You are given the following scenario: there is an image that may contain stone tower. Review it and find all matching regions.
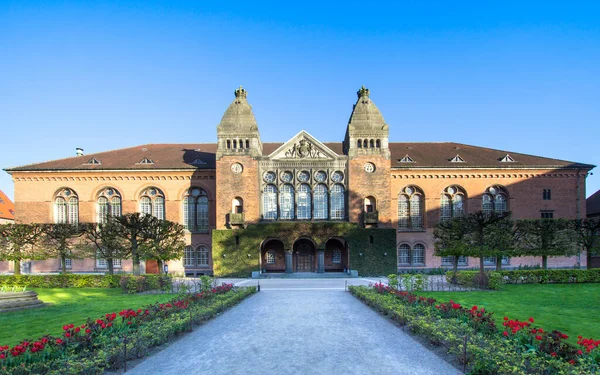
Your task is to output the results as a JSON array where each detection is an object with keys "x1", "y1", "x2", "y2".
[
  {"x1": 215, "y1": 86, "x2": 262, "y2": 229},
  {"x1": 344, "y1": 86, "x2": 392, "y2": 227}
]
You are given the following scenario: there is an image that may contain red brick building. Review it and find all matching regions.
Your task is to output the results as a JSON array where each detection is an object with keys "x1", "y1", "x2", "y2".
[{"x1": 1, "y1": 86, "x2": 595, "y2": 275}]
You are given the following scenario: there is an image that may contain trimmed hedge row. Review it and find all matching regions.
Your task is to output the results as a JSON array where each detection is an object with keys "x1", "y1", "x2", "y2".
[
  {"x1": 446, "y1": 268, "x2": 600, "y2": 290},
  {"x1": 0, "y1": 274, "x2": 174, "y2": 293}
]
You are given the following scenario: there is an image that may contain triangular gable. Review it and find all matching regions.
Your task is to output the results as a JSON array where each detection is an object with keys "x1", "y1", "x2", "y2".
[
  {"x1": 399, "y1": 155, "x2": 414, "y2": 163},
  {"x1": 499, "y1": 153, "x2": 516, "y2": 163},
  {"x1": 450, "y1": 154, "x2": 465, "y2": 163},
  {"x1": 268, "y1": 130, "x2": 339, "y2": 160}
]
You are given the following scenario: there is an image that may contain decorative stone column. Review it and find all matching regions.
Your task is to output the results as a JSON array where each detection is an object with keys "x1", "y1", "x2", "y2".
[
  {"x1": 285, "y1": 251, "x2": 293, "y2": 273},
  {"x1": 317, "y1": 250, "x2": 325, "y2": 273}
]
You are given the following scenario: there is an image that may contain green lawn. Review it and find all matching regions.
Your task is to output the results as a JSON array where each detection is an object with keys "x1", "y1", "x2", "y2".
[
  {"x1": 421, "y1": 284, "x2": 600, "y2": 343},
  {"x1": 0, "y1": 288, "x2": 176, "y2": 346}
]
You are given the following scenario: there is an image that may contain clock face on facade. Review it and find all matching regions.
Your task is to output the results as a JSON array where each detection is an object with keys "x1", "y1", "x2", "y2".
[
  {"x1": 314, "y1": 171, "x2": 327, "y2": 182},
  {"x1": 298, "y1": 171, "x2": 310, "y2": 182},
  {"x1": 332, "y1": 171, "x2": 344, "y2": 183},
  {"x1": 264, "y1": 171, "x2": 276, "y2": 183},
  {"x1": 363, "y1": 163, "x2": 375, "y2": 173},
  {"x1": 281, "y1": 171, "x2": 293, "y2": 183},
  {"x1": 230, "y1": 163, "x2": 243, "y2": 174}
]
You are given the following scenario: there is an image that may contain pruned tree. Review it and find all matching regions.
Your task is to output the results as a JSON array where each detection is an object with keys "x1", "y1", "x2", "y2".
[
  {"x1": 78, "y1": 218, "x2": 128, "y2": 275},
  {"x1": 571, "y1": 218, "x2": 600, "y2": 269},
  {"x1": 483, "y1": 213, "x2": 520, "y2": 271},
  {"x1": 113, "y1": 213, "x2": 156, "y2": 275},
  {"x1": 433, "y1": 216, "x2": 471, "y2": 277},
  {"x1": 140, "y1": 219, "x2": 185, "y2": 274},
  {"x1": 516, "y1": 219, "x2": 577, "y2": 269},
  {"x1": 463, "y1": 211, "x2": 511, "y2": 274},
  {"x1": 0, "y1": 223, "x2": 45, "y2": 275},
  {"x1": 41, "y1": 223, "x2": 89, "y2": 274}
]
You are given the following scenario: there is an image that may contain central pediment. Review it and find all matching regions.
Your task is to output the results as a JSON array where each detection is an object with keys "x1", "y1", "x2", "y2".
[{"x1": 268, "y1": 131, "x2": 340, "y2": 160}]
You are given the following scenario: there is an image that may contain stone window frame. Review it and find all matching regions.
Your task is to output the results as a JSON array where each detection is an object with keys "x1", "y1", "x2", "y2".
[
  {"x1": 398, "y1": 243, "x2": 427, "y2": 267},
  {"x1": 183, "y1": 187, "x2": 209, "y2": 233},
  {"x1": 482, "y1": 185, "x2": 508, "y2": 214},
  {"x1": 398, "y1": 185, "x2": 425, "y2": 231},
  {"x1": 96, "y1": 188, "x2": 122, "y2": 224},
  {"x1": 54, "y1": 188, "x2": 79, "y2": 224},
  {"x1": 266, "y1": 250, "x2": 276, "y2": 264},
  {"x1": 440, "y1": 185, "x2": 467, "y2": 222},
  {"x1": 139, "y1": 187, "x2": 165, "y2": 220}
]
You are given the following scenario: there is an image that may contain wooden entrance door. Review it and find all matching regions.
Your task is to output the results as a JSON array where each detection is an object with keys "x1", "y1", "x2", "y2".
[
  {"x1": 295, "y1": 240, "x2": 314, "y2": 272},
  {"x1": 297, "y1": 254, "x2": 312, "y2": 272}
]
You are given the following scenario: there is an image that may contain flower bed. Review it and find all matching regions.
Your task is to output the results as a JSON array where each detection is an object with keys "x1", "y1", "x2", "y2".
[
  {"x1": 350, "y1": 283, "x2": 600, "y2": 374},
  {"x1": 0, "y1": 283, "x2": 256, "y2": 375}
]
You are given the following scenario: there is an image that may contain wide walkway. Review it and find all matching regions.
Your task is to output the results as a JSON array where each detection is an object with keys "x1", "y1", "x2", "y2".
[{"x1": 126, "y1": 281, "x2": 461, "y2": 375}]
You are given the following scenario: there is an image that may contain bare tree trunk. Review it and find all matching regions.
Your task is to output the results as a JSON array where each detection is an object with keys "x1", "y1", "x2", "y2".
[
  {"x1": 61, "y1": 256, "x2": 67, "y2": 274},
  {"x1": 542, "y1": 255, "x2": 548, "y2": 269},
  {"x1": 107, "y1": 259, "x2": 114, "y2": 275},
  {"x1": 13, "y1": 260, "x2": 21, "y2": 275},
  {"x1": 452, "y1": 257, "x2": 459, "y2": 283},
  {"x1": 496, "y1": 256, "x2": 502, "y2": 271},
  {"x1": 479, "y1": 255, "x2": 485, "y2": 274},
  {"x1": 132, "y1": 253, "x2": 141, "y2": 276},
  {"x1": 587, "y1": 251, "x2": 593, "y2": 270}
]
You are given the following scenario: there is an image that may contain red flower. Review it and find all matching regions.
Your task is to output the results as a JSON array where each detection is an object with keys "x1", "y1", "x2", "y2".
[
  {"x1": 75, "y1": 327, "x2": 80, "y2": 333},
  {"x1": 551, "y1": 352, "x2": 557, "y2": 357},
  {"x1": 535, "y1": 335, "x2": 542, "y2": 341},
  {"x1": 503, "y1": 331, "x2": 508, "y2": 336},
  {"x1": 569, "y1": 360, "x2": 575, "y2": 365},
  {"x1": 503, "y1": 316, "x2": 508, "y2": 320},
  {"x1": 55, "y1": 339, "x2": 63, "y2": 345},
  {"x1": 577, "y1": 350, "x2": 583, "y2": 355},
  {"x1": 62, "y1": 325, "x2": 69, "y2": 331},
  {"x1": 127, "y1": 321, "x2": 132, "y2": 325},
  {"x1": 69, "y1": 324, "x2": 74, "y2": 329},
  {"x1": 528, "y1": 317, "x2": 534, "y2": 323},
  {"x1": 0, "y1": 353, "x2": 4, "y2": 359},
  {"x1": 85, "y1": 329, "x2": 91, "y2": 334},
  {"x1": 65, "y1": 333, "x2": 71, "y2": 338},
  {"x1": 532, "y1": 329, "x2": 537, "y2": 334}
]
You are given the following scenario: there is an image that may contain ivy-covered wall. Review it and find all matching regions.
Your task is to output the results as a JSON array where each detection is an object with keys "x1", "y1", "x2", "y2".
[{"x1": 212, "y1": 222, "x2": 396, "y2": 277}]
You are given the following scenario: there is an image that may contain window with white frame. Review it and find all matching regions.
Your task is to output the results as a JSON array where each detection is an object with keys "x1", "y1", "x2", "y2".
[
  {"x1": 330, "y1": 184, "x2": 345, "y2": 220},
  {"x1": 196, "y1": 245, "x2": 209, "y2": 267},
  {"x1": 398, "y1": 244, "x2": 410, "y2": 265},
  {"x1": 139, "y1": 187, "x2": 165, "y2": 220},
  {"x1": 441, "y1": 256, "x2": 468, "y2": 266},
  {"x1": 64, "y1": 258, "x2": 72, "y2": 268},
  {"x1": 398, "y1": 186, "x2": 424, "y2": 230},
  {"x1": 398, "y1": 244, "x2": 426, "y2": 266},
  {"x1": 184, "y1": 246, "x2": 195, "y2": 266},
  {"x1": 332, "y1": 249, "x2": 342, "y2": 263},
  {"x1": 279, "y1": 184, "x2": 295, "y2": 220},
  {"x1": 96, "y1": 249, "x2": 122, "y2": 268},
  {"x1": 483, "y1": 256, "x2": 496, "y2": 266},
  {"x1": 183, "y1": 188, "x2": 209, "y2": 232},
  {"x1": 482, "y1": 186, "x2": 508, "y2": 214},
  {"x1": 412, "y1": 244, "x2": 425, "y2": 265},
  {"x1": 232, "y1": 197, "x2": 243, "y2": 213},
  {"x1": 297, "y1": 184, "x2": 311, "y2": 219},
  {"x1": 440, "y1": 186, "x2": 466, "y2": 222},
  {"x1": 263, "y1": 184, "x2": 278, "y2": 220},
  {"x1": 313, "y1": 184, "x2": 328, "y2": 220},
  {"x1": 266, "y1": 250, "x2": 276, "y2": 264},
  {"x1": 54, "y1": 189, "x2": 79, "y2": 224},
  {"x1": 97, "y1": 188, "x2": 122, "y2": 223}
]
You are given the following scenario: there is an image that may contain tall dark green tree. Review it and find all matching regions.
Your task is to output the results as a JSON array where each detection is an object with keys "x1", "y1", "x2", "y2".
[
  {"x1": 433, "y1": 216, "x2": 471, "y2": 277},
  {"x1": 571, "y1": 218, "x2": 600, "y2": 269},
  {"x1": 0, "y1": 223, "x2": 45, "y2": 275},
  {"x1": 516, "y1": 219, "x2": 577, "y2": 269},
  {"x1": 141, "y1": 219, "x2": 185, "y2": 274},
  {"x1": 113, "y1": 213, "x2": 157, "y2": 275},
  {"x1": 78, "y1": 218, "x2": 127, "y2": 275},
  {"x1": 41, "y1": 223, "x2": 89, "y2": 274},
  {"x1": 484, "y1": 213, "x2": 520, "y2": 270}
]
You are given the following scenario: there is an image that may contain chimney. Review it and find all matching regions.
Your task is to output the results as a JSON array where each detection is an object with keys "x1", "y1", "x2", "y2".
[{"x1": 76, "y1": 148, "x2": 84, "y2": 156}]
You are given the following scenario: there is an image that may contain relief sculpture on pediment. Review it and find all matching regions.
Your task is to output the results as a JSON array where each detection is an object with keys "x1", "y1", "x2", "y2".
[{"x1": 285, "y1": 139, "x2": 323, "y2": 159}]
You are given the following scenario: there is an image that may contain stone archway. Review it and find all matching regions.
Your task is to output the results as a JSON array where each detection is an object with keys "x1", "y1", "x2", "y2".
[
  {"x1": 293, "y1": 238, "x2": 316, "y2": 272},
  {"x1": 261, "y1": 238, "x2": 285, "y2": 273},
  {"x1": 325, "y1": 238, "x2": 348, "y2": 272}
]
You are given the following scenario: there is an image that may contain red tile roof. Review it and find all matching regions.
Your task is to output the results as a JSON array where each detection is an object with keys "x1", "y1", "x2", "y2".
[
  {"x1": 0, "y1": 189, "x2": 15, "y2": 221},
  {"x1": 4, "y1": 142, "x2": 594, "y2": 172}
]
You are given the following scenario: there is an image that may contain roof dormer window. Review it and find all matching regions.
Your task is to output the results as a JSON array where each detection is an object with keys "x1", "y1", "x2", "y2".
[{"x1": 450, "y1": 154, "x2": 465, "y2": 163}]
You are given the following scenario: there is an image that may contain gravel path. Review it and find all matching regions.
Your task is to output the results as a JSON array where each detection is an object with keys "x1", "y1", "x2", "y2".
[{"x1": 123, "y1": 288, "x2": 461, "y2": 375}]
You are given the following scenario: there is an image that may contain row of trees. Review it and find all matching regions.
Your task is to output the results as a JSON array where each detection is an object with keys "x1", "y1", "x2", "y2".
[
  {"x1": 433, "y1": 211, "x2": 600, "y2": 274},
  {"x1": 0, "y1": 213, "x2": 186, "y2": 275}
]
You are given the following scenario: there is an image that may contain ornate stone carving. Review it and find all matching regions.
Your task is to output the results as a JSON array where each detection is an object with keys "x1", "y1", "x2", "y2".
[{"x1": 285, "y1": 139, "x2": 324, "y2": 159}]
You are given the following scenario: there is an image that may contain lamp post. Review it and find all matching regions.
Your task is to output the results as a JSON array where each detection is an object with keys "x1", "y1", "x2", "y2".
[{"x1": 163, "y1": 264, "x2": 168, "y2": 274}]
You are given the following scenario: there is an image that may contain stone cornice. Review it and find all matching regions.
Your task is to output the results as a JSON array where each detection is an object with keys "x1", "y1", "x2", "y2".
[
  {"x1": 392, "y1": 172, "x2": 587, "y2": 179},
  {"x1": 12, "y1": 175, "x2": 215, "y2": 182}
]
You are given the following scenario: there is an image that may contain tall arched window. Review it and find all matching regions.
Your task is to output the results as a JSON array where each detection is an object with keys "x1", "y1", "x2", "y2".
[
  {"x1": 297, "y1": 184, "x2": 311, "y2": 220},
  {"x1": 184, "y1": 246, "x2": 194, "y2": 267},
  {"x1": 54, "y1": 189, "x2": 78, "y2": 224},
  {"x1": 183, "y1": 188, "x2": 209, "y2": 232},
  {"x1": 357, "y1": 140, "x2": 362, "y2": 148},
  {"x1": 313, "y1": 184, "x2": 328, "y2": 220},
  {"x1": 232, "y1": 197, "x2": 243, "y2": 213},
  {"x1": 279, "y1": 184, "x2": 295, "y2": 219},
  {"x1": 364, "y1": 196, "x2": 376, "y2": 212},
  {"x1": 139, "y1": 187, "x2": 165, "y2": 220},
  {"x1": 376, "y1": 139, "x2": 381, "y2": 148},
  {"x1": 263, "y1": 184, "x2": 278, "y2": 220},
  {"x1": 196, "y1": 245, "x2": 209, "y2": 266},
  {"x1": 440, "y1": 186, "x2": 466, "y2": 222},
  {"x1": 412, "y1": 244, "x2": 425, "y2": 265},
  {"x1": 330, "y1": 184, "x2": 345, "y2": 220},
  {"x1": 398, "y1": 244, "x2": 410, "y2": 265},
  {"x1": 398, "y1": 243, "x2": 425, "y2": 266},
  {"x1": 398, "y1": 186, "x2": 424, "y2": 230},
  {"x1": 482, "y1": 186, "x2": 508, "y2": 214},
  {"x1": 97, "y1": 188, "x2": 121, "y2": 223}
]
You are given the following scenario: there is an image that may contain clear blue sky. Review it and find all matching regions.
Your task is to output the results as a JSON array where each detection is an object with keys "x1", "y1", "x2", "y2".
[{"x1": 1, "y1": 1, "x2": 599, "y2": 201}]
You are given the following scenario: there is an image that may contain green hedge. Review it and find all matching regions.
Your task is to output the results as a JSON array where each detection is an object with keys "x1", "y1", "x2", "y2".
[
  {"x1": 212, "y1": 222, "x2": 396, "y2": 277},
  {"x1": 446, "y1": 268, "x2": 600, "y2": 290},
  {"x1": 0, "y1": 275, "x2": 122, "y2": 288},
  {"x1": 119, "y1": 275, "x2": 173, "y2": 294}
]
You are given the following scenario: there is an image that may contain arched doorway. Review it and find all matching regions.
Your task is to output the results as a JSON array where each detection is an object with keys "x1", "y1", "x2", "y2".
[
  {"x1": 293, "y1": 238, "x2": 316, "y2": 272},
  {"x1": 324, "y1": 238, "x2": 348, "y2": 272},
  {"x1": 261, "y1": 239, "x2": 285, "y2": 273}
]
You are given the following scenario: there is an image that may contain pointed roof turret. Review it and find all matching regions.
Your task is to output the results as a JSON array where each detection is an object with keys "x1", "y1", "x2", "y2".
[
  {"x1": 218, "y1": 85, "x2": 258, "y2": 132},
  {"x1": 347, "y1": 86, "x2": 388, "y2": 131}
]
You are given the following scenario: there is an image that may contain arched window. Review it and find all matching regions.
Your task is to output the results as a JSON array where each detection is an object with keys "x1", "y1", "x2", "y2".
[
  {"x1": 313, "y1": 184, "x2": 328, "y2": 220},
  {"x1": 96, "y1": 188, "x2": 122, "y2": 223},
  {"x1": 376, "y1": 139, "x2": 381, "y2": 148},
  {"x1": 482, "y1": 186, "x2": 508, "y2": 214},
  {"x1": 245, "y1": 140, "x2": 250, "y2": 149},
  {"x1": 412, "y1": 244, "x2": 425, "y2": 265},
  {"x1": 233, "y1": 140, "x2": 237, "y2": 149},
  {"x1": 398, "y1": 186, "x2": 424, "y2": 230},
  {"x1": 183, "y1": 188, "x2": 209, "y2": 232},
  {"x1": 363, "y1": 139, "x2": 368, "y2": 148},
  {"x1": 54, "y1": 189, "x2": 78, "y2": 224},
  {"x1": 330, "y1": 184, "x2": 345, "y2": 220},
  {"x1": 364, "y1": 196, "x2": 376, "y2": 213},
  {"x1": 370, "y1": 139, "x2": 374, "y2": 148},
  {"x1": 239, "y1": 139, "x2": 243, "y2": 149},
  {"x1": 279, "y1": 184, "x2": 295, "y2": 220},
  {"x1": 263, "y1": 184, "x2": 278, "y2": 220},
  {"x1": 196, "y1": 245, "x2": 209, "y2": 266},
  {"x1": 184, "y1": 246, "x2": 195, "y2": 266},
  {"x1": 226, "y1": 140, "x2": 231, "y2": 149},
  {"x1": 398, "y1": 244, "x2": 410, "y2": 265},
  {"x1": 139, "y1": 187, "x2": 165, "y2": 220},
  {"x1": 232, "y1": 197, "x2": 243, "y2": 213},
  {"x1": 357, "y1": 140, "x2": 362, "y2": 148},
  {"x1": 440, "y1": 186, "x2": 466, "y2": 221},
  {"x1": 297, "y1": 184, "x2": 311, "y2": 220}
]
